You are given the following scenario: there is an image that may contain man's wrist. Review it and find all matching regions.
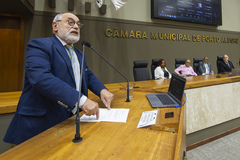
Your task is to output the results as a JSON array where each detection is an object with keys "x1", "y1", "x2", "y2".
[{"x1": 79, "y1": 95, "x2": 87, "y2": 107}]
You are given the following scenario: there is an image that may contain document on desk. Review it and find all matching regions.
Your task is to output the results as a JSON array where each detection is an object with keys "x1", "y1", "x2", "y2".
[
  {"x1": 80, "y1": 108, "x2": 130, "y2": 123},
  {"x1": 137, "y1": 110, "x2": 158, "y2": 128}
]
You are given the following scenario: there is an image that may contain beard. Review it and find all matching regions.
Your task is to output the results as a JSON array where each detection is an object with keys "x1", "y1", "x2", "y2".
[{"x1": 58, "y1": 27, "x2": 80, "y2": 44}]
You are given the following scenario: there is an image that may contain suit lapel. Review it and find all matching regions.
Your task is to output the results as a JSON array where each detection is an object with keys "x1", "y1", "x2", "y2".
[
  {"x1": 202, "y1": 63, "x2": 206, "y2": 70},
  {"x1": 227, "y1": 61, "x2": 232, "y2": 68},
  {"x1": 49, "y1": 36, "x2": 76, "y2": 85},
  {"x1": 224, "y1": 62, "x2": 229, "y2": 68}
]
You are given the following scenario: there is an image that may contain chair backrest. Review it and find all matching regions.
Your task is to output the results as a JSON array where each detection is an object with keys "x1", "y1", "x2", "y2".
[
  {"x1": 133, "y1": 60, "x2": 150, "y2": 81},
  {"x1": 151, "y1": 59, "x2": 160, "y2": 79},
  {"x1": 175, "y1": 59, "x2": 186, "y2": 68},
  {"x1": 216, "y1": 56, "x2": 223, "y2": 73},
  {"x1": 193, "y1": 58, "x2": 203, "y2": 75}
]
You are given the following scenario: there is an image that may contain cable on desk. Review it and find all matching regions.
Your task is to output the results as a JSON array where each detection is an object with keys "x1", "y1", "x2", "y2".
[{"x1": 175, "y1": 93, "x2": 187, "y2": 108}]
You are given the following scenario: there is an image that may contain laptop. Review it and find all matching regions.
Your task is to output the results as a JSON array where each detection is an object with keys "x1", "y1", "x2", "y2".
[
  {"x1": 229, "y1": 68, "x2": 240, "y2": 76},
  {"x1": 146, "y1": 74, "x2": 186, "y2": 108}
]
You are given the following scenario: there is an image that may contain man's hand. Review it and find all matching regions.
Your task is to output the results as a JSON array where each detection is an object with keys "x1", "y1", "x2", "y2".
[
  {"x1": 81, "y1": 99, "x2": 99, "y2": 119},
  {"x1": 100, "y1": 89, "x2": 114, "y2": 110}
]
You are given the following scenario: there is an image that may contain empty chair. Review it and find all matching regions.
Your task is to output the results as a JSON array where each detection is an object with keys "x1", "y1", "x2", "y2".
[
  {"x1": 175, "y1": 58, "x2": 186, "y2": 68},
  {"x1": 133, "y1": 60, "x2": 150, "y2": 81},
  {"x1": 193, "y1": 58, "x2": 203, "y2": 75},
  {"x1": 216, "y1": 56, "x2": 223, "y2": 73},
  {"x1": 151, "y1": 58, "x2": 160, "y2": 79}
]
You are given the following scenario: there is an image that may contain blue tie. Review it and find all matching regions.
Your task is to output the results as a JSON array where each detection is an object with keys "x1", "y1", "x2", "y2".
[{"x1": 65, "y1": 45, "x2": 78, "y2": 114}]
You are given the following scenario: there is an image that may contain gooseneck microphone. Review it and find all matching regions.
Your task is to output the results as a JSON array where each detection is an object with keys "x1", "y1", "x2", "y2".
[
  {"x1": 82, "y1": 40, "x2": 130, "y2": 102},
  {"x1": 72, "y1": 43, "x2": 85, "y2": 143}
]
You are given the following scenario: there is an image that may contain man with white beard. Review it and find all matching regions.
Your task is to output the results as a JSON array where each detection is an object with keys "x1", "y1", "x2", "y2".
[{"x1": 4, "y1": 13, "x2": 114, "y2": 145}]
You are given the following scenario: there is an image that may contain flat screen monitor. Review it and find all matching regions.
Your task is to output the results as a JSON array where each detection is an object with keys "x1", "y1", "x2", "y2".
[{"x1": 151, "y1": 0, "x2": 222, "y2": 26}]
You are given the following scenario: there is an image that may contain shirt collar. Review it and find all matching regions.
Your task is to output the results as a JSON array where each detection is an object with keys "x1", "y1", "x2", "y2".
[{"x1": 55, "y1": 35, "x2": 73, "y2": 47}]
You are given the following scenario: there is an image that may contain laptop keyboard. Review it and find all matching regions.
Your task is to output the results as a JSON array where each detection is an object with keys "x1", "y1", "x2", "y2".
[{"x1": 156, "y1": 94, "x2": 175, "y2": 105}]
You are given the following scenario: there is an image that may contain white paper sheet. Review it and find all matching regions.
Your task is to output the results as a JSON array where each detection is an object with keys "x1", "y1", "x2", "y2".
[
  {"x1": 137, "y1": 110, "x2": 158, "y2": 128},
  {"x1": 80, "y1": 108, "x2": 129, "y2": 123}
]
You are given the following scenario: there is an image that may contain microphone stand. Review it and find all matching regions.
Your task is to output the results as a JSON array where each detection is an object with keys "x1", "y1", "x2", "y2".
[
  {"x1": 72, "y1": 45, "x2": 85, "y2": 143},
  {"x1": 90, "y1": 46, "x2": 130, "y2": 102}
]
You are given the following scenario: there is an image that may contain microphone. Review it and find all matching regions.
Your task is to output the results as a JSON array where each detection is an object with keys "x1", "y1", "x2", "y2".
[
  {"x1": 72, "y1": 43, "x2": 85, "y2": 143},
  {"x1": 82, "y1": 40, "x2": 130, "y2": 102}
]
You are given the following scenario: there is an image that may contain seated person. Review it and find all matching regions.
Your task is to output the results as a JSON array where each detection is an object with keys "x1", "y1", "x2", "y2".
[
  {"x1": 154, "y1": 59, "x2": 172, "y2": 79},
  {"x1": 198, "y1": 57, "x2": 212, "y2": 75},
  {"x1": 218, "y1": 54, "x2": 234, "y2": 73},
  {"x1": 174, "y1": 59, "x2": 197, "y2": 76}
]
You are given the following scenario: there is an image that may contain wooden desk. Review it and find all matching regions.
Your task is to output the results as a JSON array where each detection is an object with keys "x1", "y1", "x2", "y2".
[
  {"x1": 1, "y1": 74, "x2": 239, "y2": 115},
  {"x1": 0, "y1": 91, "x2": 21, "y2": 114},
  {"x1": 1, "y1": 74, "x2": 240, "y2": 159},
  {"x1": 128, "y1": 74, "x2": 240, "y2": 92},
  {"x1": 0, "y1": 83, "x2": 186, "y2": 160}
]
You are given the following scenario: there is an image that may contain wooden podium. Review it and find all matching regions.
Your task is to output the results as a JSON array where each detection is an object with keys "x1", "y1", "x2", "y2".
[
  {"x1": 0, "y1": 82, "x2": 186, "y2": 160},
  {"x1": 152, "y1": 107, "x2": 181, "y2": 133}
]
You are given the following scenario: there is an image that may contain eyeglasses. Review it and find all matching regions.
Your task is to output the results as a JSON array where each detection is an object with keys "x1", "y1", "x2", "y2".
[{"x1": 57, "y1": 18, "x2": 83, "y2": 28}]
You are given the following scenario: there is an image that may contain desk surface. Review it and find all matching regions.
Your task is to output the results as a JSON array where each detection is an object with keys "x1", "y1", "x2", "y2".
[
  {"x1": 1, "y1": 74, "x2": 240, "y2": 159},
  {"x1": 127, "y1": 74, "x2": 240, "y2": 91},
  {"x1": 1, "y1": 74, "x2": 240, "y2": 115},
  {"x1": 0, "y1": 91, "x2": 21, "y2": 114},
  {"x1": 0, "y1": 82, "x2": 186, "y2": 160}
]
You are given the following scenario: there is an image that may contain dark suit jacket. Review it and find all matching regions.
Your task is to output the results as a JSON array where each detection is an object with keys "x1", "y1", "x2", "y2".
[
  {"x1": 198, "y1": 61, "x2": 211, "y2": 75},
  {"x1": 4, "y1": 36, "x2": 106, "y2": 145},
  {"x1": 218, "y1": 60, "x2": 234, "y2": 73}
]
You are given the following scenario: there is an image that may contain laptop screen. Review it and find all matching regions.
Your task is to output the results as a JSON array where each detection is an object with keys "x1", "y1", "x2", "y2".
[{"x1": 168, "y1": 74, "x2": 186, "y2": 103}]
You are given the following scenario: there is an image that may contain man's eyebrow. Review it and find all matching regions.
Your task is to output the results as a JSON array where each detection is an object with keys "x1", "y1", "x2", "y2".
[{"x1": 67, "y1": 17, "x2": 80, "y2": 22}]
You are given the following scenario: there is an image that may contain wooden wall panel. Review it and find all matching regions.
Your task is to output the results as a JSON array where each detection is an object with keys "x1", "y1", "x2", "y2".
[{"x1": 0, "y1": 15, "x2": 24, "y2": 92}]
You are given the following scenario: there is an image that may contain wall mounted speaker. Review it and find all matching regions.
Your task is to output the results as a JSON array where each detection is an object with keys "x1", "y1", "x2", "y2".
[
  {"x1": 48, "y1": 0, "x2": 55, "y2": 8},
  {"x1": 100, "y1": 4, "x2": 106, "y2": 14},
  {"x1": 85, "y1": 2, "x2": 91, "y2": 13},
  {"x1": 68, "y1": 0, "x2": 74, "y2": 11}
]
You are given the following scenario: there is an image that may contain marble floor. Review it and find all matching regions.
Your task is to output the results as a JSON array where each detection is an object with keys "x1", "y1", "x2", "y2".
[{"x1": 187, "y1": 130, "x2": 240, "y2": 160}]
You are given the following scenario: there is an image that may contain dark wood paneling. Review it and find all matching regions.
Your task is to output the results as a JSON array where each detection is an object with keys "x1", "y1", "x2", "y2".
[
  {"x1": 0, "y1": 16, "x2": 21, "y2": 29},
  {"x1": 0, "y1": 14, "x2": 24, "y2": 92}
]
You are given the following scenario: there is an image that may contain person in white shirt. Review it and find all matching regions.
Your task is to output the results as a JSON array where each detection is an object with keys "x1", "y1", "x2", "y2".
[{"x1": 154, "y1": 59, "x2": 172, "y2": 79}]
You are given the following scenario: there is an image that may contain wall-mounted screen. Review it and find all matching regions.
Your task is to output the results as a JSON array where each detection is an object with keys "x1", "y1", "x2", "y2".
[{"x1": 151, "y1": 0, "x2": 222, "y2": 26}]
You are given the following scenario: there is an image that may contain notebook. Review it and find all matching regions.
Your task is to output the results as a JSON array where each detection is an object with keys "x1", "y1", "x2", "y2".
[{"x1": 146, "y1": 74, "x2": 186, "y2": 108}]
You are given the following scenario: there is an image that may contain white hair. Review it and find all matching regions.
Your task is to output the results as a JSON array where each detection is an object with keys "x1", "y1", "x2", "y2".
[
  {"x1": 52, "y1": 13, "x2": 63, "y2": 34},
  {"x1": 53, "y1": 13, "x2": 62, "y2": 22}
]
